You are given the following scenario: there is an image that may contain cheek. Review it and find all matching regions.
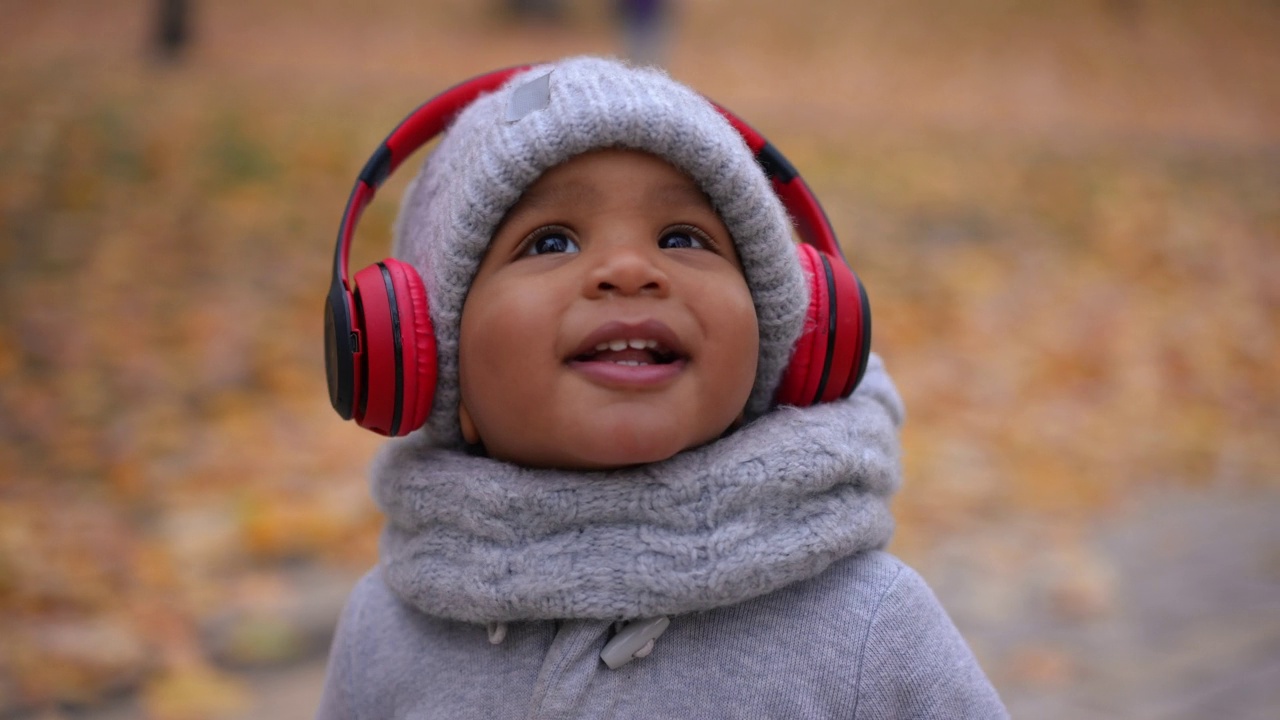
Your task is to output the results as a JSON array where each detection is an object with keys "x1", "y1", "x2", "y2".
[
  {"x1": 699, "y1": 283, "x2": 761, "y2": 410},
  {"x1": 458, "y1": 284, "x2": 561, "y2": 420},
  {"x1": 724, "y1": 311, "x2": 761, "y2": 400},
  {"x1": 461, "y1": 297, "x2": 532, "y2": 370}
]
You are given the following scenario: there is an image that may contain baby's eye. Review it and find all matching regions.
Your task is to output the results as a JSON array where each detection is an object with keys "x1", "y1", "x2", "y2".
[
  {"x1": 522, "y1": 230, "x2": 580, "y2": 256},
  {"x1": 658, "y1": 227, "x2": 709, "y2": 250}
]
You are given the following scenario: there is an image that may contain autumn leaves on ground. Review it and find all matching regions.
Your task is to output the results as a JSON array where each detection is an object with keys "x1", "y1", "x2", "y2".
[{"x1": 1, "y1": 0, "x2": 1277, "y2": 718}]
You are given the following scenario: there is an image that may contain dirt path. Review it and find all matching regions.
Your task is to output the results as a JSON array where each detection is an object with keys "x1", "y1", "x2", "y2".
[{"x1": 927, "y1": 482, "x2": 1280, "y2": 719}]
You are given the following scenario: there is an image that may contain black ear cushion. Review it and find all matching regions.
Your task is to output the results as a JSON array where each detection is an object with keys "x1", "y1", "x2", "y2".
[
  {"x1": 840, "y1": 276, "x2": 872, "y2": 397},
  {"x1": 818, "y1": 252, "x2": 871, "y2": 403}
]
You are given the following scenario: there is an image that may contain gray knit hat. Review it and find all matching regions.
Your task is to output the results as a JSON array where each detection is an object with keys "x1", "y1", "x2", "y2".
[{"x1": 392, "y1": 56, "x2": 808, "y2": 447}]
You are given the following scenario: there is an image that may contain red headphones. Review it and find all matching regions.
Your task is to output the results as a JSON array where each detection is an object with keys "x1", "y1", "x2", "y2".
[{"x1": 325, "y1": 66, "x2": 872, "y2": 437}]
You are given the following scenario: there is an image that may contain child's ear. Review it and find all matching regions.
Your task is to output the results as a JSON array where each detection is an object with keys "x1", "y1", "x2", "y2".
[{"x1": 459, "y1": 401, "x2": 481, "y2": 445}]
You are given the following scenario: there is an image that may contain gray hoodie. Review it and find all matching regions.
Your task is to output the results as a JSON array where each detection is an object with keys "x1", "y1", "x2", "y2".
[{"x1": 316, "y1": 357, "x2": 1007, "y2": 718}]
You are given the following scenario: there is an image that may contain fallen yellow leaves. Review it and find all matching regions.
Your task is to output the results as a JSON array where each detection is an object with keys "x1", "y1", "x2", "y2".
[{"x1": 141, "y1": 665, "x2": 248, "y2": 720}]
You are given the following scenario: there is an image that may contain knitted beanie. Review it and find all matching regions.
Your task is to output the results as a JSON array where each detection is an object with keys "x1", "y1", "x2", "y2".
[{"x1": 392, "y1": 56, "x2": 808, "y2": 448}]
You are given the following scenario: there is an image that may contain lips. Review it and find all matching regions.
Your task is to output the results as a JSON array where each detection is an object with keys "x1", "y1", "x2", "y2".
[
  {"x1": 568, "y1": 320, "x2": 688, "y2": 367},
  {"x1": 566, "y1": 320, "x2": 689, "y2": 387}
]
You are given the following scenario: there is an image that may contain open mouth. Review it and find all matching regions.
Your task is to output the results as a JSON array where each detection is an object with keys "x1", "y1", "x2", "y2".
[
  {"x1": 567, "y1": 320, "x2": 690, "y2": 371},
  {"x1": 572, "y1": 338, "x2": 686, "y2": 366}
]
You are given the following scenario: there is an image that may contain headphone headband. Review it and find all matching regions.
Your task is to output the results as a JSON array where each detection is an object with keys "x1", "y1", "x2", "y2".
[
  {"x1": 333, "y1": 66, "x2": 532, "y2": 288},
  {"x1": 326, "y1": 64, "x2": 871, "y2": 436},
  {"x1": 331, "y1": 65, "x2": 843, "y2": 291}
]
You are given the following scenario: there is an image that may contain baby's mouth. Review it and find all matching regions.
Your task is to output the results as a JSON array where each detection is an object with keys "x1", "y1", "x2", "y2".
[
  {"x1": 567, "y1": 320, "x2": 690, "y2": 373},
  {"x1": 573, "y1": 338, "x2": 684, "y2": 367}
]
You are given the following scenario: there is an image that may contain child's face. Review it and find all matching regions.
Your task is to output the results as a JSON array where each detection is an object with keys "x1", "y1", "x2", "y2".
[{"x1": 457, "y1": 149, "x2": 760, "y2": 469}]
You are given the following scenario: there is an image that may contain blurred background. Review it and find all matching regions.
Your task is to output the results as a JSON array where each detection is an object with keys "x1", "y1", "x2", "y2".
[{"x1": 1, "y1": 0, "x2": 1277, "y2": 718}]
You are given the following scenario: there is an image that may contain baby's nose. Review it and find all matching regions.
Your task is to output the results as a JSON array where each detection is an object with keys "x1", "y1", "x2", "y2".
[{"x1": 586, "y1": 245, "x2": 670, "y2": 297}]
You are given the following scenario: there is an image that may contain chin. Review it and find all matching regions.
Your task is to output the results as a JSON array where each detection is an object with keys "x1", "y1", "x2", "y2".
[
  {"x1": 586, "y1": 448, "x2": 681, "y2": 470},
  {"x1": 485, "y1": 417, "x2": 737, "y2": 471},
  {"x1": 573, "y1": 425, "x2": 722, "y2": 470},
  {"x1": 487, "y1": 437, "x2": 677, "y2": 471}
]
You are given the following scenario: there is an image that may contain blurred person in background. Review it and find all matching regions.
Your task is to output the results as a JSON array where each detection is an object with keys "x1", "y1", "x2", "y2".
[
  {"x1": 153, "y1": 0, "x2": 192, "y2": 61},
  {"x1": 502, "y1": 0, "x2": 564, "y2": 24},
  {"x1": 616, "y1": 0, "x2": 670, "y2": 67}
]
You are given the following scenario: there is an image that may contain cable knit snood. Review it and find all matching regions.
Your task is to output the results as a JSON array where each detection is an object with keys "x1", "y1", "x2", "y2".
[{"x1": 372, "y1": 354, "x2": 904, "y2": 625}]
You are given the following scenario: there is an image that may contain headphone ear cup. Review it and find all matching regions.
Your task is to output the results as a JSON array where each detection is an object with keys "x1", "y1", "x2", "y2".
[
  {"x1": 775, "y1": 244, "x2": 873, "y2": 406},
  {"x1": 350, "y1": 260, "x2": 437, "y2": 436},
  {"x1": 775, "y1": 244, "x2": 830, "y2": 407},
  {"x1": 382, "y1": 258, "x2": 437, "y2": 434},
  {"x1": 324, "y1": 282, "x2": 359, "y2": 421},
  {"x1": 822, "y1": 253, "x2": 872, "y2": 402}
]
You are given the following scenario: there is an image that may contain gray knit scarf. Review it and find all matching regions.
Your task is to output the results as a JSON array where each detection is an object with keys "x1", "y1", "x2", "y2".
[{"x1": 372, "y1": 355, "x2": 904, "y2": 625}]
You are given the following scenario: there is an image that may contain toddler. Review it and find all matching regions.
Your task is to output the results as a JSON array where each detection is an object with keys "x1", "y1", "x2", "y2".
[{"x1": 317, "y1": 56, "x2": 1007, "y2": 719}]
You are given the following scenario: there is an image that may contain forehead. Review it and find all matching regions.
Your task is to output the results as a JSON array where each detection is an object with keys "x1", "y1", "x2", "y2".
[{"x1": 510, "y1": 149, "x2": 716, "y2": 215}]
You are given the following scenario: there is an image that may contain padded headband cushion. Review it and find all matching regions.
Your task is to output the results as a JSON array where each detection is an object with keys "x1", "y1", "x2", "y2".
[{"x1": 392, "y1": 56, "x2": 809, "y2": 448}]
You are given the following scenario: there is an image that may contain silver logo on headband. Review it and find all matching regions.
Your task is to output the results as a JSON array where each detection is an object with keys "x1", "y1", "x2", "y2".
[{"x1": 506, "y1": 70, "x2": 553, "y2": 123}]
